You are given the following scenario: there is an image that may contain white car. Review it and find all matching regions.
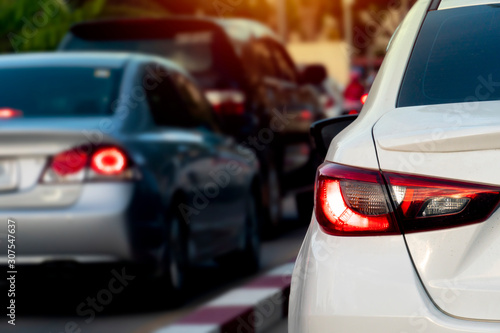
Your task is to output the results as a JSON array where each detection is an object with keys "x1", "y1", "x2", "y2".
[{"x1": 290, "y1": 0, "x2": 500, "y2": 332}]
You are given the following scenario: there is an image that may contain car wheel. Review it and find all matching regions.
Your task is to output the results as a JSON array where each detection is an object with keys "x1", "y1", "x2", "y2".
[
  {"x1": 158, "y1": 205, "x2": 189, "y2": 304},
  {"x1": 234, "y1": 193, "x2": 261, "y2": 275}
]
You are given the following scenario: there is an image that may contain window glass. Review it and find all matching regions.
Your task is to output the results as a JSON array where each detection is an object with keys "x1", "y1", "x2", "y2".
[
  {"x1": 270, "y1": 43, "x2": 298, "y2": 83},
  {"x1": 398, "y1": 5, "x2": 500, "y2": 107},
  {"x1": 172, "y1": 73, "x2": 219, "y2": 131},
  {"x1": 0, "y1": 66, "x2": 121, "y2": 117},
  {"x1": 144, "y1": 65, "x2": 218, "y2": 130},
  {"x1": 144, "y1": 67, "x2": 192, "y2": 128}
]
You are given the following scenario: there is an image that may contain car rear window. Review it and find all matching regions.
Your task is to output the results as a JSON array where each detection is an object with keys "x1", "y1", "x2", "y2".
[
  {"x1": 398, "y1": 5, "x2": 500, "y2": 107},
  {"x1": 64, "y1": 33, "x2": 214, "y2": 74},
  {"x1": 61, "y1": 22, "x2": 245, "y2": 90},
  {"x1": 0, "y1": 66, "x2": 121, "y2": 117}
]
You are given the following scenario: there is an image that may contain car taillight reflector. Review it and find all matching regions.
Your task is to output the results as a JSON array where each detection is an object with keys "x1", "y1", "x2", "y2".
[
  {"x1": 385, "y1": 172, "x2": 500, "y2": 233},
  {"x1": 91, "y1": 147, "x2": 126, "y2": 175}
]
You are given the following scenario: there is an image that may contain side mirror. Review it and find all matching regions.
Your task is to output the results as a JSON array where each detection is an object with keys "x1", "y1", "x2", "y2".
[
  {"x1": 310, "y1": 115, "x2": 358, "y2": 159},
  {"x1": 299, "y1": 64, "x2": 328, "y2": 86}
]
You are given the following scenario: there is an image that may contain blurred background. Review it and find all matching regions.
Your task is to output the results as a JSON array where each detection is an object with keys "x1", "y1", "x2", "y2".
[
  {"x1": 1, "y1": 0, "x2": 417, "y2": 85},
  {"x1": 0, "y1": 1, "x2": 417, "y2": 332}
]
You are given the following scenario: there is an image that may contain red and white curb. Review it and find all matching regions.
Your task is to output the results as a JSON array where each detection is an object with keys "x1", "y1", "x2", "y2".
[{"x1": 154, "y1": 262, "x2": 295, "y2": 333}]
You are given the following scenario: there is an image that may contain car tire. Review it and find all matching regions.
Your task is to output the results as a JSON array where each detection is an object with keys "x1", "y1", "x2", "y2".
[
  {"x1": 233, "y1": 193, "x2": 261, "y2": 275},
  {"x1": 157, "y1": 204, "x2": 190, "y2": 305}
]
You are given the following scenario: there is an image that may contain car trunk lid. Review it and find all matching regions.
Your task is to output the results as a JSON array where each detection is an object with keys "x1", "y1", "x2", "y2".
[{"x1": 373, "y1": 102, "x2": 500, "y2": 321}]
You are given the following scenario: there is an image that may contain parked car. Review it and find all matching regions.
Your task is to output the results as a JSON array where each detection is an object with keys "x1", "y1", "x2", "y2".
[
  {"x1": 291, "y1": 0, "x2": 500, "y2": 332},
  {"x1": 58, "y1": 17, "x2": 324, "y2": 228},
  {"x1": 0, "y1": 52, "x2": 261, "y2": 300},
  {"x1": 298, "y1": 63, "x2": 344, "y2": 118}
]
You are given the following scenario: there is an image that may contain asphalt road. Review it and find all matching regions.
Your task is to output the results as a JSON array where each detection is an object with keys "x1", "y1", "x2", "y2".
[{"x1": 0, "y1": 196, "x2": 306, "y2": 333}]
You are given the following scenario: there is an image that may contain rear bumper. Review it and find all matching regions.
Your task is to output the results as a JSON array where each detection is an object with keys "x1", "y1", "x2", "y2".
[
  {"x1": 0, "y1": 183, "x2": 164, "y2": 268},
  {"x1": 289, "y1": 220, "x2": 500, "y2": 333}
]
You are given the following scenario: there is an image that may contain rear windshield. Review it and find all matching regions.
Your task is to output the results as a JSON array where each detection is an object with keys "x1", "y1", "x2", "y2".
[
  {"x1": 64, "y1": 32, "x2": 214, "y2": 74},
  {"x1": 398, "y1": 5, "x2": 500, "y2": 107},
  {"x1": 0, "y1": 67, "x2": 121, "y2": 117},
  {"x1": 62, "y1": 27, "x2": 244, "y2": 89}
]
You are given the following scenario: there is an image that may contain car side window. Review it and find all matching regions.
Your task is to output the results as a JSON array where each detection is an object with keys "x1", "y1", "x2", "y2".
[
  {"x1": 241, "y1": 40, "x2": 276, "y2": 82},
  {"x1": 144, "y1": 65, "x2": 192, "y2": 128},
  {"x1": 269, "y1": 42, "x2": 298, "y2": 84},
  {"x1": 170, "y1": 72, "x2": 220, "y2": 132}
]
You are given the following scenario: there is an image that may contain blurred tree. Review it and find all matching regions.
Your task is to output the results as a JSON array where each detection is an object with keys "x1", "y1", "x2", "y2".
[
  {"x1": 99, "y1": 0, "x2": 169, "y2": 18},
  {"x1": 0, "y1": 0, "x2": 169, "y2": 53},
  {"x1": 0, "y1": 0, "x2": 107, "y2": 53}
]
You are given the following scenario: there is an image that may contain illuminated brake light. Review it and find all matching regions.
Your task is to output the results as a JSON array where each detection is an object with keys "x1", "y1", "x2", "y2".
[
  {"x1": 315, "y1": 163, "x2": 500, "y2": 236},
  {"x1": 91, "y1": 147, "x2": 127, "y2": 175},
  {"x1": 316, "y1": 163, "x2": 398, "y2": 236},
  {"x1": 299, "y1": 110, "x2": 313, "y2": 121},
  {"x1": 52, "y1": 149, "x2": 88, "y2": 176},
  {"x1": 42, "y1": 145, "x2": 135, "y2": 183},
  {"x1": 205, "y1": 90, "x2": 245, "y2": 116},
  {"x1": 361, "y1": 93, "x2": 368, "y2": 104},
  {"x1": 0, "y1": 108, "x2": 22, "y2": 119}
]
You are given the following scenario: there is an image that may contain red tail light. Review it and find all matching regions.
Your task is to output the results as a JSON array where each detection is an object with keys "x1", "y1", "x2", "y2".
[
  {"x1": 205, "y1": 90, "x2": 245, "y2": 116},
  {"x1": 299, "y1": 110, "x2": 313, "y2": 121},
  {"x1": 316, "y1": 163, "x2": 500, "y2": 236},
  {"x1": 91, "y1": 147, "x2": 127, "y2": 175},
  {"x1": 42, "y1": 145, "x2": 136, "y2": 183},
  {"x1": 316, "y1": 163, "x2": 399, "y2": 236},
  {"x1": 52, "y1": 149, "x2": 88, "y2": 176},
  {"x1": 385, "y1": 172, "x2": 500, "y2": 233},
  {"x1": 361, "y1": 93, "x2": 368, "y2": 104},
  {"x1": 0, "y1": 108, "x2": 23, "y2": 119}
]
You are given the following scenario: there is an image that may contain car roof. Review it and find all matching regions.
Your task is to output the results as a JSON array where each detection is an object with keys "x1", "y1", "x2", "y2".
[
  {"x1": 0, "y1": 52, "x2": 184, "y2": 72},
  {"x1": 70, "y1": 16, "x2": 280, "y2": 43},
  {"x1": 439, "y1": 0, "x2": 500, "y2": 10}
]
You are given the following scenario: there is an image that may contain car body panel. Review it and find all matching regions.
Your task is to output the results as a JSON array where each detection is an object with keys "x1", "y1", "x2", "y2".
[
  {"x1": 289, "y1": 221, "x2": 500, "y2": 332},
  {"x1": 374, "y1": 103, "x2": 500, "y2": 321}
]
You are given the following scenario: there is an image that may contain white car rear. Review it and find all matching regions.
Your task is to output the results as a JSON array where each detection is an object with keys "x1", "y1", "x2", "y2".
[{"x1": 290, "y1": 0, "x2": 500, "y2": 331}]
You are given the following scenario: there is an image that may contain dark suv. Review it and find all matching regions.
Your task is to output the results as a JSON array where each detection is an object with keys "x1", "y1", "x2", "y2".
[{"x1": 59, "y1": 17, "x2": 324, "y2": 229}]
